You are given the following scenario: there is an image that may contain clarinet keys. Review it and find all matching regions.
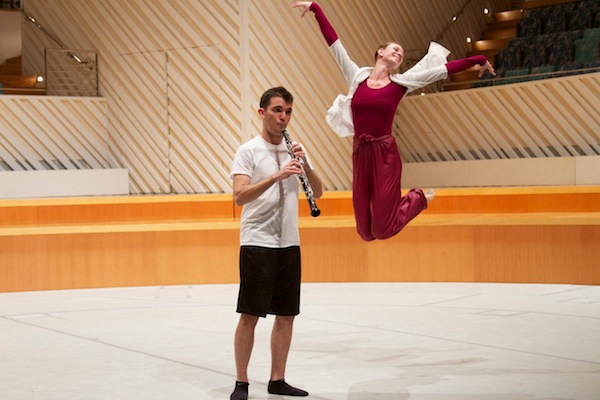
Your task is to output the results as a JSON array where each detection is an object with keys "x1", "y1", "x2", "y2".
[{"x1": 282, "y1": 129, "x2": 321, "y2": 218}]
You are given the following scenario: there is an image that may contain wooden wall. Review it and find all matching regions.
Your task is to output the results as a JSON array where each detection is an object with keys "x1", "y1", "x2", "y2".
[{"x1": 16, "y1": 1, "x2": 600, "y2": 197}]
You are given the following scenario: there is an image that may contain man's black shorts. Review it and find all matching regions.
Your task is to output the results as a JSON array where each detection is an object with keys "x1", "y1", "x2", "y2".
[{"x1": 236, "y1": 245, "x2": 301, "y2": 317}]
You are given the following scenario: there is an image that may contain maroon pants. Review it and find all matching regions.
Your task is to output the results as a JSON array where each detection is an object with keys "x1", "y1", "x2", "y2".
[{"x1": 352, "y1": 134, "x2": 427, "y2": 241}]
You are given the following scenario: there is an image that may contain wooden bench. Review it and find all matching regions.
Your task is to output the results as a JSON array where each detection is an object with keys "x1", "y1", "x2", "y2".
[
  {"x1": 1, "y1": 186, "x2": 598, "y2": 235},
  {"x1": 1, "y1": 186, "x2": 599, "y2": 292}
]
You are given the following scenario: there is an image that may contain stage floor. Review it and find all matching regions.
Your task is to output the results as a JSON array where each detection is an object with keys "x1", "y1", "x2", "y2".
[{"x1": 1, "y1": 282, "x2": 599, "y2": 399}]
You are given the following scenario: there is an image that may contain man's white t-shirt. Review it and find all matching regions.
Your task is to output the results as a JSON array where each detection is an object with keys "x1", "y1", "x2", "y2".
[{"x1": 230, "y1": 135, "x2": 300, "y2": 248}]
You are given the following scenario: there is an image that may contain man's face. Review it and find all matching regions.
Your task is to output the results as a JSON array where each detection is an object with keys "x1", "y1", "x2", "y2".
[{"x1": 259, "y1": 96, "x2": 293, "y2": 139}]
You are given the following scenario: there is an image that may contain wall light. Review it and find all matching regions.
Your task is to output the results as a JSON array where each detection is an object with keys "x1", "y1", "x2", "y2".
[
  {"x1": 35, "y1": 74, "x2": 45, "y2": 88},
  {"x1": 466, "y1": 37, "x2": 473, "y2": 44},
  {"x1": 483, "y1": 8, "x2": 490, "y2": 15}
]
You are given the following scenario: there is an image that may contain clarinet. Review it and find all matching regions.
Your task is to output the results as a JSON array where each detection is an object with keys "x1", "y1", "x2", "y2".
[{"x1": 282, "y1": 129, "x2": 321, "y2": 217}]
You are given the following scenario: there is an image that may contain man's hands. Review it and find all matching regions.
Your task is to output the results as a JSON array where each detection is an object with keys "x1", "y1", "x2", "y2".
[
  {"x1": 276, "y1": 142, "x2": 308, "y2": 181},
  {"x1": 276, "y1": 159, "x2": 303, "y2": 181},
  {"x1": 290, "y1": 142, "x2": 308, "y2": 165}
]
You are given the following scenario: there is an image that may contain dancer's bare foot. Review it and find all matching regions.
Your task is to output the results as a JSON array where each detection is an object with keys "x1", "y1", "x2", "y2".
[{"x1": 425, "y1": 189, "x2": 435, "y2": 204}]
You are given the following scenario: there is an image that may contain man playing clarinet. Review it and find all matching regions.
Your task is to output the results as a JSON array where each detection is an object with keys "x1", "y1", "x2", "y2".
[{"x1": 229, "y1": 86, "x2": 323, "y2": 400}]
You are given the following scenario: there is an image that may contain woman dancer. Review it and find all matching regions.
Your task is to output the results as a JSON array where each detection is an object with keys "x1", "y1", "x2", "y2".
[{"x1": 292, "y1": 2, "x2": 495, "y2": 241}]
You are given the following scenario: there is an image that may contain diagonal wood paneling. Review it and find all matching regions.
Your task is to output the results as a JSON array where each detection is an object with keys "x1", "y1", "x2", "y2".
[
  {"x1": 395, "y1": 72, "x2": 600, "y2": 163},
  {"x1": 117, "y1": 50, "x2": 169, "y2": 193},
  {"x1": 167, "y1": 45, "x2": 238, "y2": 193},
  {"x1": 21, "y1": 0, "x2": 243, "y2": 194},
  {"x1": 0, "y1": 96, "x2": 108, "y2": 171},
  {"x1": 9, "y1": 0, "x2": 598, "y2": 195}
]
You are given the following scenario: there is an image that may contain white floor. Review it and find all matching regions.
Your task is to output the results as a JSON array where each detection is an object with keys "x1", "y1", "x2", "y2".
[{"x1": 1, "y1": 282, "x2": 599, "y2": 400}]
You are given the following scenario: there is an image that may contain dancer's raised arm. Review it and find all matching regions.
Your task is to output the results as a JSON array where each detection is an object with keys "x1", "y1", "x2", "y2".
[
  {"x1": 446, "y1": 55, "x2": 496, "y2": 77},
  {"x1": 292, "y1": 1, "x2": 359, "y2": 84},
  {"x1": 293, "y1": 2, "x2": 338, "y2": 46}
]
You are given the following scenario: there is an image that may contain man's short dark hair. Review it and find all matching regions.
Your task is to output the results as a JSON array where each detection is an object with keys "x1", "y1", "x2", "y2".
[{"x1": 259, "y1": 86, "x2": 293, "y2": 109}]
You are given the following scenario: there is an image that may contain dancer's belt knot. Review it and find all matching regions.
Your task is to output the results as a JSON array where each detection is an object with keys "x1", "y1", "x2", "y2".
[{"x1": 356, "y1": 133, "x2": 392, "y2": 144}]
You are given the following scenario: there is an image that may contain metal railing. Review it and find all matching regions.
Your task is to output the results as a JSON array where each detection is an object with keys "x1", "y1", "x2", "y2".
[
  {"x1": 442, "y1": 66, "x2": 600, "y2": 90},
  {"x1": 22, "y1": 9, "x2": 99, "y2": 97},
  {"x1": 45, "y1": 49, "x2": 98, "y2": 97}
]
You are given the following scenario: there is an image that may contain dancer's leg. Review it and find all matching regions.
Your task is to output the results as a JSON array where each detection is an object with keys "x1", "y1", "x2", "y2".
[
  {"x1": 370, "y1": 143, "x2": 427, "y2": 240},
  {"x1": 352, "y1": 142, "x2": 376, "y2": 241}
]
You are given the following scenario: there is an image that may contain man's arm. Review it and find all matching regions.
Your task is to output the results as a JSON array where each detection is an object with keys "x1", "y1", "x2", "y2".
[
  {"x1": 232, "y1": 159, "x2": 303, "y2": 206},
  {"x1": 290, "y1": 142, "x2": 323, "y2": 199},
  {"x1": 303, "y1": 165, "x2": 323, "y2": 199}
]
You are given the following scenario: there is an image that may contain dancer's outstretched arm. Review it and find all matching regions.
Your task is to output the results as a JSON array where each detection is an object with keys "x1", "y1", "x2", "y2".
[
  {"x1": 293, "y1": 1, "x2": 338, "y2": 45},
  {"x1": 446, "y1": 56, "x2": 496, "y2": 77},
  {"x1": 292, "y1": 1, "x2": 359, "y2": 83}
]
